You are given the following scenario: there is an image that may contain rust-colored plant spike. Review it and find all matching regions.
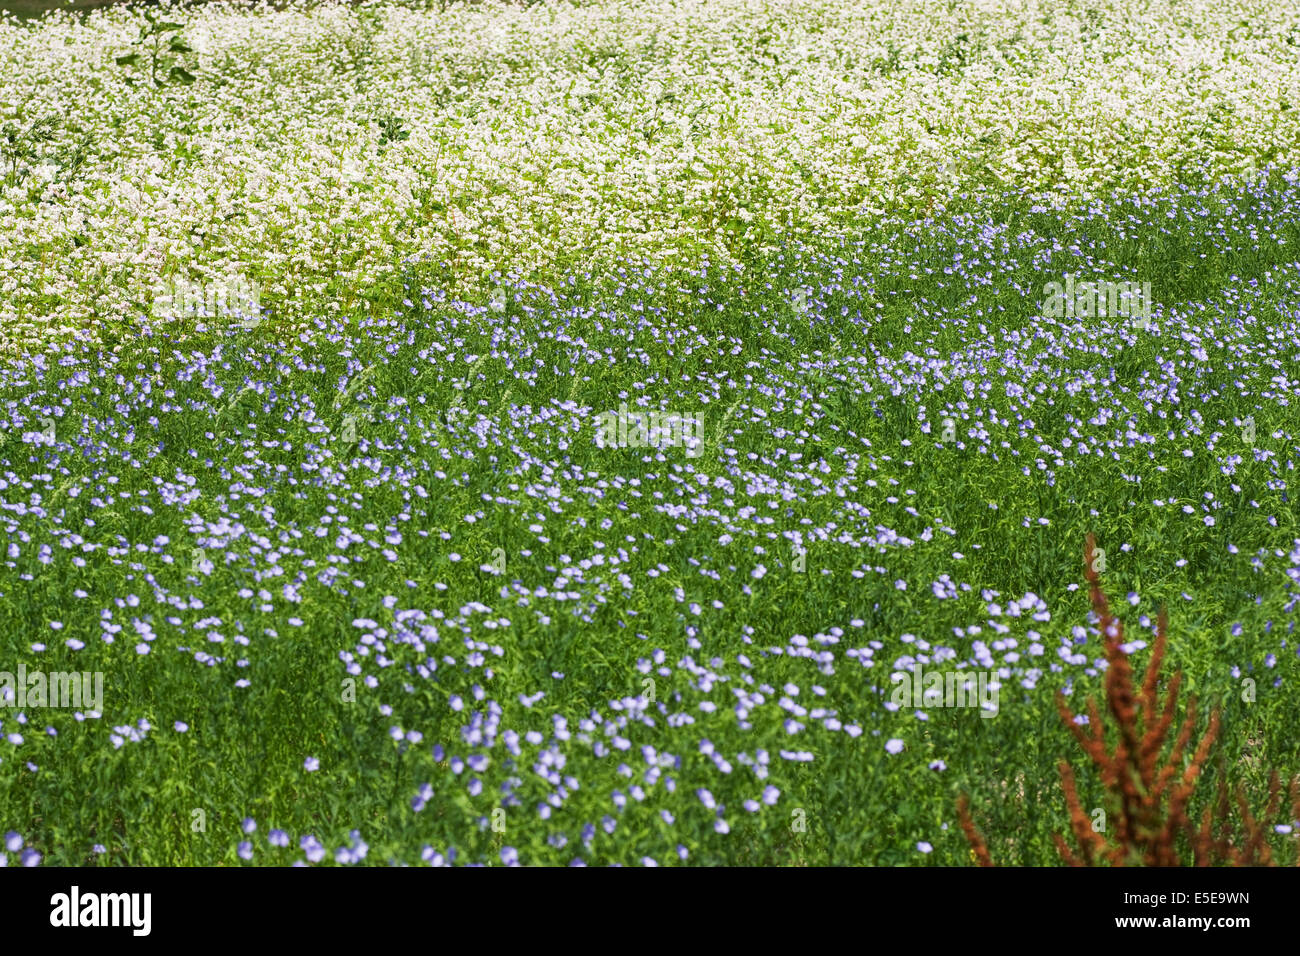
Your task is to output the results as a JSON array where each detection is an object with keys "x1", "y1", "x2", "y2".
[
  {"x1": 956, "y1": 794, "x2": 993, "y2": 867},
  {"x1": 956, "y1": 534, "x2": 1300, "y2": 866}
]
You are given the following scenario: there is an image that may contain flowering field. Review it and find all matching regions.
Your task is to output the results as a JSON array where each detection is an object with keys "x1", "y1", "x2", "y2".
[
  {"x1": 3, "y1": 0, "x2": 1300, "y2": 345},
  {"x1": 1, "y1": 0, "x2": 1299, "y2": 867}
]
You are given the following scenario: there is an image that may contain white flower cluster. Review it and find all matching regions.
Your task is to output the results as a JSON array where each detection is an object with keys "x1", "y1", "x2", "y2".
[{"x1": 0, "y1": 0, "x2": 1296, "y2": 345}]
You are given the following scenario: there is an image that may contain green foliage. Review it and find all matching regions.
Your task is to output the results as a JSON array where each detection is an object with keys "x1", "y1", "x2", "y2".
[
  {"x1": 115, "y1": 8, "x2": 197, "y2": 89},
  {"x1": 376, "y1": 113, "x2": 411, "y2": 147},
  {"x1": 0, "y1": 114, "x2": 58, "y2": 186}
]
